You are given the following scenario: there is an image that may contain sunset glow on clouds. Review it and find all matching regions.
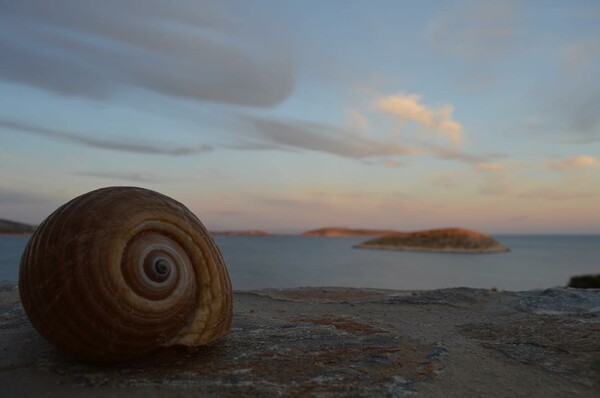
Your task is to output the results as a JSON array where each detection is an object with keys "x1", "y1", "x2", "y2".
[
  {"x1": 1, "y1": 0, "x2": 599, "y2": 233},
  {"x1": 376, "y1": 93, "x2": 463, "y2": 145},
  {"x1": 548, "y1": 155, "x2": 600, "y2": 170}
]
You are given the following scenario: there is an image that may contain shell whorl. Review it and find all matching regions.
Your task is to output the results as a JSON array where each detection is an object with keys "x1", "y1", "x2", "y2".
[{"x1": 18, "y1": 187, "x2": 232, "y2": 363}]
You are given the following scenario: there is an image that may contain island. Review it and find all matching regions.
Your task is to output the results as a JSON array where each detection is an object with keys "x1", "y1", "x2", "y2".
[
  {"x1": 355, "y1": 227, "x2": 509, "y2": 253},
  {"x1": 0, "y1": 219, "x2": 36, "y2": 235},
  {"x1": 210, "y1": 230, "x2": 269, "y2": 236},
  {"x1": 302, "y1": 227, "x2": 399, "y2": 237}
]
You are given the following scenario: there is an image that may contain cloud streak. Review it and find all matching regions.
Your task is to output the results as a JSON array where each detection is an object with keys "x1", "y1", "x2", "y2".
[
  {"x1": 425, "y1": 0, "x2": 518, "y2": 60},
  {"x1": 0, "y1": 118, "x2": 212, "y2": 156},
  {"x1": 518, "y1": 189, "x2": 599, "y2": 201},
  {"x1": 0, "y1": 187, "x2": 50, "y2": 204},
  {"x1": 473, "y1": 162, "x2": 514, "y2": 195},
  {"x1": 429, "y1": 172, "x2": 458, "y2": 189},
  {"x1": 547, "y1": 155, "x2": 600, "y2": 170},
  {"x1": 423, "y1": 142, "x2": 503, "y2": 164},
  {"x1": 233, "y1": 112, "x2": 498, "y2": 166},
  {"x1": 0, "y1": 0, "x2": 293, "y2": 107},
  {"x1": 474, "y1": 162, "x2": 505, "y2": 173},
  {"x1": 73, "y1": 170, "x2": 210, "y2": 183},
  {"x1": 376, "y1": 93, "x2": 463, "y2": 144},
  {"x1": 536, "y1": 77, "x2": 600, "y2": 143},
  {"x1": 239, "y1": 115, "x2": 420, "y2": 159},
  {"x1": 73, "y1": 171, "x2": 163, "y2": 183},
  {"x1": 562, "y1": 39, "x2": 600, "y2": 71},
  {"x1": 528, "y1": 38, "x2": 600, "y2": 143}
]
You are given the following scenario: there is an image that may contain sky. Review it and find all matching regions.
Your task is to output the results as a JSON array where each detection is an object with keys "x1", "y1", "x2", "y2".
[{"x1": 1, "y1": 0, "x2": 599, "y2": 234}]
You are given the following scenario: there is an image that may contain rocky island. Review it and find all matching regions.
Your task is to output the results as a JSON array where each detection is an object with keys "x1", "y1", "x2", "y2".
[
  {"x1": 355, "y1": 227, "x2": 509, "y2": 253},
  {"x1": 0, "y1": 219, "x2": 36, "y2": 235},
  {"x1": 302, "y1": 227, "x2": 399, "y2": 237}
]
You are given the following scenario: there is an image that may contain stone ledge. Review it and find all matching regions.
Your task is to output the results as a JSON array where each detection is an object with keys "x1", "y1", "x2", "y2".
[{"x1": 1, "y1": 283, "x2": 599, "y2": 397}]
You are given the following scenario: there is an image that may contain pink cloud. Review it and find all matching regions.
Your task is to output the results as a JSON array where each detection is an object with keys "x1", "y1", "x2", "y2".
[{"x1": 376, "y1": 93, "x2": 463, "y2": 144}]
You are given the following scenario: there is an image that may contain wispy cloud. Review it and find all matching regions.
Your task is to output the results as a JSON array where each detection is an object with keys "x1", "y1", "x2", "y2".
[
  {"x1": 429, "y1": 172, "x2": 458, "y2": 189},
  {"x1": 423, "y1": 143, "x2": 503, "y2": 164},
  {"x1": 215, "y1": 210, "x2": 244, "y2": 216},
  {"x1": 233, "y1": 110, "x2": 498, "y2": 166},
  {"x1": 526, "y1": 36, "x2": 600, "y2": 143},
  {"x1": 225, "y1": 140, "x2": 299, "y2": 152},
  {"x1": 0, "y1": 118, "x2": 212, "y2": 156},
  {"x1": 0, "y1": 184, "x2": 63, "y2": 223},
  {"x1": 473, "y1": 162, "x2": 514, "y2": 195},
  {"x1": 347, "y1": 110, "x2": 369, "y2": 132},
  {"x1": 0, "y1": 0, "x2": 293, "y2": 107},
  {"x1": 73, "y1": 170, "x2": 212, "y2": 183},
  {"x1": 376, "y1": 93, "x2": 463, "y2": 144},
  {"x1": 252, "y1": 196, "x2": 336, "y2": 213},
  {"x1": 509, "y1": 215, "x2": 528, "y2": 222},
  {"x1": 0, "y1": 186, "x2": 50, "y2": 204},
  {"x1": 382, "y1": 159, "x2": 404, "y2": 169},
  {"x1": 425, "y1": 0, "x2": 519, "y2": 90},
  {"x1": 239, "y1": 115, "x2": 420, "y2": 159},
  {"x1": 309, "y1": 190, "x2": 376, "y2": 201},
  {"x1": 547, "y1": 155, "x2": 600, "y2": 170},
  {"x1": 73, "y1": 171, "x2": 163, "y2": 183},
  {"x1": 425, "y1": 0, "x2": 519, "y2": 60},
  {"x1": 474, "y1": 162, "x2": 505, "y2": 173},
  {"x1": 518, "y1": 189, "x2": 599, "y2": 201},
  {"x1": 548, "y1": 87, "x2": 600, "y2": 143},
  {"x1": 562, "y1": 39, "x2": 600, "y2": 70}
]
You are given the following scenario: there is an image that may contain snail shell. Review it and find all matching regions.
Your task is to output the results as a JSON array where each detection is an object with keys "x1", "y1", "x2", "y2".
[{"x1": 18, "y1": 187, "x2": 232, "y2": 363}]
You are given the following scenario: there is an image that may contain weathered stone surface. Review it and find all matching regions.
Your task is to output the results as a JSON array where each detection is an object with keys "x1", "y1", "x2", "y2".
[
  {"x1": 516, "y1": 288, "x2": 600, "y2": 316},
  {"x1": 1, "y1": 283, "x2": 599, "y2": 397},
  {"x1": 0, "y1": 279, "x2": 17, "y2": 292}
]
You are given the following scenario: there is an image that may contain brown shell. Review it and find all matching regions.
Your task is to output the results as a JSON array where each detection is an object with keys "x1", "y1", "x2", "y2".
[{"x1": 18, "y1": 186, "x2": 232, "y2": 363}]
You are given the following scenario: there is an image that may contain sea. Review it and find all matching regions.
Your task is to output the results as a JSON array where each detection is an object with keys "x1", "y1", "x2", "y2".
[{"x1": 1, "y1": 235, "x2": 599, "y2": 291}]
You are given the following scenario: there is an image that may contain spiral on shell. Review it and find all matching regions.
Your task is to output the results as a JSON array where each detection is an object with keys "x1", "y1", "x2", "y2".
[{"x1": 18, "y1": 187, "x2": 232, "y2": 363}]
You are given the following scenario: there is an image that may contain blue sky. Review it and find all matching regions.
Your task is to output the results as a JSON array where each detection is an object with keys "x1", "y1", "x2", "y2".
[{"x1": 1, "y1": 0, "x2": 599, "y2": 233}]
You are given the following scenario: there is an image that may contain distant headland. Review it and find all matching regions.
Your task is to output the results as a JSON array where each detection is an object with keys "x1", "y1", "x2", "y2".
[
  {"x1": 0, "y1": 219, "x2": 36, "y2": 235},
  {"x1": 355, "y1": 228, "x2": 509, "y2": 254},
  {"x1": 302, "y1": 227, "x2": 399, "y2": 237}
]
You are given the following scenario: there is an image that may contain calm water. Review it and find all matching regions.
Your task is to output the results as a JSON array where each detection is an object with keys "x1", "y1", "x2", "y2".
[{"x1": 2, "y1": 235, "x2": 599, "y2": 291}]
